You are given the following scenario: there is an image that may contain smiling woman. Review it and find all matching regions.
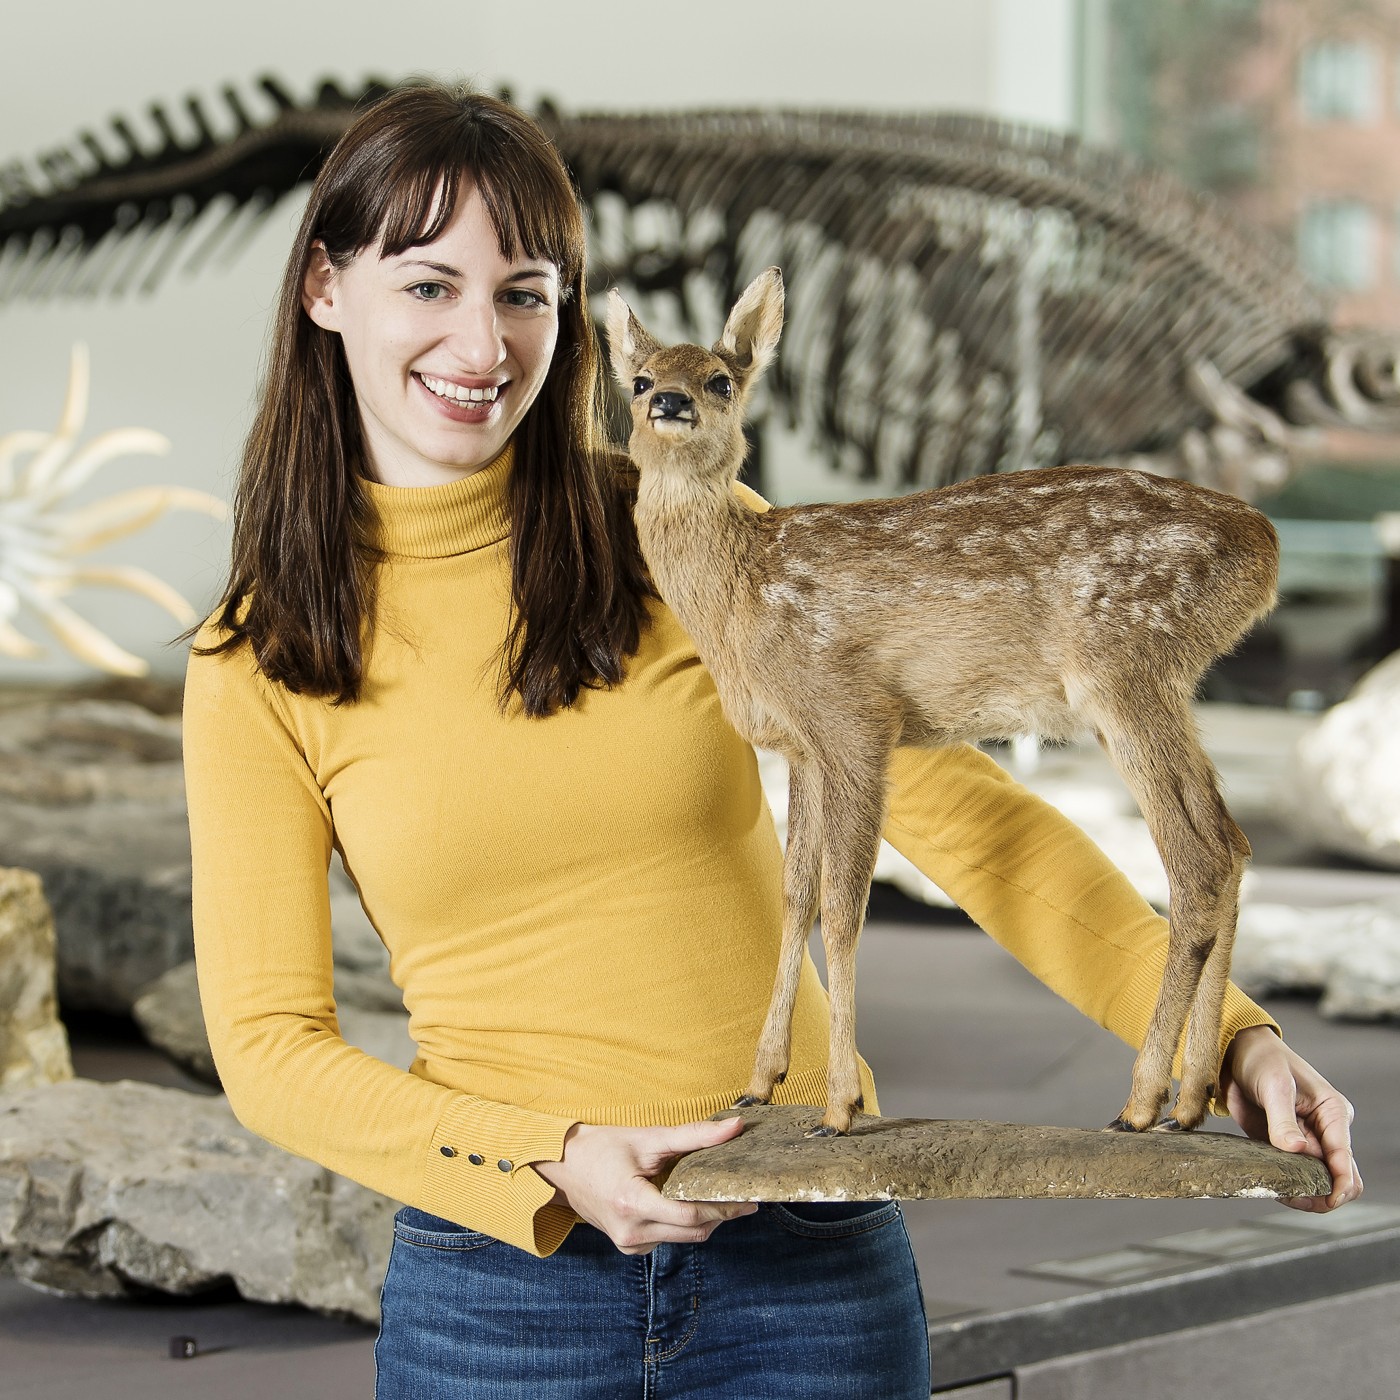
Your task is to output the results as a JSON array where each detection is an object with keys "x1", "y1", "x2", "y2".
[{"x1": 175, "y1": 76, "x2": 1359, "y2": 1400}]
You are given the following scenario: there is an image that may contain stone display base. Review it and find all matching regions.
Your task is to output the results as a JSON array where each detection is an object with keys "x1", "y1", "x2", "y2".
[{"x1": 660, "y1": 1105, "x2": 1332, "y2": 1202}]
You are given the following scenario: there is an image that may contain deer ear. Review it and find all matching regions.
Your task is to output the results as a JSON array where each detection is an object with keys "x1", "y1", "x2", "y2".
[
  {"x1": 605, "y1": 289, "x2": 661, "y2": 389},
  {"x1": 718, "y1": 267, "x2": 784, "y2": 380}
]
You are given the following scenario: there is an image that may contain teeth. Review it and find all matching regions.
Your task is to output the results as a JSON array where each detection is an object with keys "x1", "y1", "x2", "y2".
[{"x1": 419, "y1": 374, "x2": 501, "y2": 404}]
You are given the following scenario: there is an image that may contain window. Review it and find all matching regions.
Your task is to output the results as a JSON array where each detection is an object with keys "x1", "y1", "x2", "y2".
[
  {"x1": 1298, "y1": 200, "x2": 1375, "y2": 289},
  {"x1": 1299, "y1": 40, "x2": 1381, "y2": 122}
]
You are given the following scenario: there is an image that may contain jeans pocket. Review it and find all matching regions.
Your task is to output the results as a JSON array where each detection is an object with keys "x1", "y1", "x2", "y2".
[
  {"x1": 392, "y1": 1204, "x2": 498, "y2": 1250},
  {"x1": 767, "y1": 1199, "x2": 902, "y2": 1239}
]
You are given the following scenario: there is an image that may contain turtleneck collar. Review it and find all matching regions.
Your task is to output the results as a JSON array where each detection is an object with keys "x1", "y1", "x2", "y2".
[{"x1": 358, "y1": 440, "x2": 514, "y2": 559}]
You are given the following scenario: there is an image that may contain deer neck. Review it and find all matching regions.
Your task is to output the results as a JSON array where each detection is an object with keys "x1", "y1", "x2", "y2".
[{"x1": 633, "y1": 470, "x2": 759, "y2": 658}]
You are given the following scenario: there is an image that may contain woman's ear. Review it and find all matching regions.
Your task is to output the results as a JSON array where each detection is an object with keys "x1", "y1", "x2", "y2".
[{"x1": 302, "y1": 241, "x2": 340, "y2": 331}]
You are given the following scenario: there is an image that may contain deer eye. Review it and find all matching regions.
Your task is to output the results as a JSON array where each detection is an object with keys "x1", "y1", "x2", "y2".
[
  {"x1": 706, "y1": 374, "x2": 733, "y2": 399},
  {"x1": 632, "y1": 375, "x2": 653, "y2": 397}
]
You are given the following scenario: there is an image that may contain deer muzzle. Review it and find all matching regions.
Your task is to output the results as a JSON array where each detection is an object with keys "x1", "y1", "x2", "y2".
[{"x1": 649, "y1": 391, "x2": 696, "y2": 423}]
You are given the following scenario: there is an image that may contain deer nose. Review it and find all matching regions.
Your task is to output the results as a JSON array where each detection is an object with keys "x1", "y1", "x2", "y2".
[{"x1": 650, "y1": 391, "x2": 694, "y2": 420}]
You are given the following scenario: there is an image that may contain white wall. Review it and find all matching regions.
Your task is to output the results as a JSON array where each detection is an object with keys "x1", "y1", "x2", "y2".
[{"x1": 0, "y1": 0, "x2": 1078, "y2": 681}]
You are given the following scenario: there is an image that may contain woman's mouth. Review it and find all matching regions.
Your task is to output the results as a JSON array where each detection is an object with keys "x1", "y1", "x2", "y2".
[{"x1": 414, "y1": 373, "x2": 505, "y2": 421}]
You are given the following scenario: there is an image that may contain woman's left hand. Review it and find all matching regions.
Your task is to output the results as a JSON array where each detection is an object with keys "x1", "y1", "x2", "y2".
[{"x1": 1218, "y1": 1024, "x2": 1363, "y2": 1212}]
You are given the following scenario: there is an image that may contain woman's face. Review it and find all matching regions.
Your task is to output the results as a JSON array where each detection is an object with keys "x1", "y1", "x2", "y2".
[{"x1": 302, "y1": 183, "x2": 561, "y2": 486}]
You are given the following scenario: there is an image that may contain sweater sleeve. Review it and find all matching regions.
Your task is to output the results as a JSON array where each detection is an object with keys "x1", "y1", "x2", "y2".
[
  {"x1": 181, "y1": 625, "x2": 579, "y2": 1256},
  {"x1": 882, "y1": 745, "x2": 1279, "y2": 1111}
]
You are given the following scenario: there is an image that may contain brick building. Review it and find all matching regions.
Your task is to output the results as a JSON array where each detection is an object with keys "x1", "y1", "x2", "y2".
[{"x1": 1105, "y1": 0, "x2": 1400, "y2": 328}]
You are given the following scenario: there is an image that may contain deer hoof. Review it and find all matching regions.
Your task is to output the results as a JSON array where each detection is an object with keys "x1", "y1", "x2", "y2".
[
  {"x1": 804, "y1": 1123, "x2": 846, "y2": 1138},
  {"x1": 733, "y1": 1094, "x2": 769, "y2": 1108},
  {"x1": 1103, "y1": 1116, "x2": 1148, "y2": 1133},
  {"x1": 1150, "y1": 1116, "x2": 1187, "y2": 1133}
]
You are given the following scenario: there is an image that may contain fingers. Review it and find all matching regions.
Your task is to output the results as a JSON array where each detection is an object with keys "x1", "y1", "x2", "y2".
[
  {"x1": 1253, "y1": 1066, "x2": 1309, "y2": 1154},
  {"x1": 632, "y1": 1114, "x2": 746, "y2": 1173},
  {"x1": 1309, "y1": 1091, "x2": 1362, "y2": 1211},
  {"x1": 609, "y1": 1193, "x2": 759, "y2": 1254},
  {"x1": 1280, "y1": 1064, "x2": 1362, "y2": 1213},
  {"x1": 604, "y1": 1181, "x2": 756, "y2": 1260}
]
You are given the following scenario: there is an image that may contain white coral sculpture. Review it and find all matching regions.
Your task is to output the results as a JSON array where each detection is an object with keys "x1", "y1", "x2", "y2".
[{"x1": 0, "y1": 343, "x2": 227, "y2": 676}]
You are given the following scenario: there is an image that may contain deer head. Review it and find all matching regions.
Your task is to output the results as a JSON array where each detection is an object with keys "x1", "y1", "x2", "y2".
[{"x1": 606, "y1": 267, "x2": 785, "y2": 485}]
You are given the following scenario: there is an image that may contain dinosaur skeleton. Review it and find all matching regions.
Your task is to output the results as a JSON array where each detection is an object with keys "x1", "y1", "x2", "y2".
[{"x1": 3, "y1": 74, "x2": 1399, "y2": 507}]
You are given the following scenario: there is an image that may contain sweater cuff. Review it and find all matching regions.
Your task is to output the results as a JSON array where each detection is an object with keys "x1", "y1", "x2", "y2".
[{"x1": 420, "y1": 1096, "x2": 579, "y2": 1256}]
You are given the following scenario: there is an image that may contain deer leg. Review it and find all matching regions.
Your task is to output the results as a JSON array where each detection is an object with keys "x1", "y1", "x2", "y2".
[
  {"x1": 737, "y1": 760, "x2": 822, "y2": 1108},
  {"x1": 807, "y1": 758, "x2": 890, "y2": 1138},
  {"x1": 1169, "y1": 810, "x2": 1251, "y2": 1129},
  {"x1": 1090, "y1": 691, "x2": 1244, "y2": 1133}
]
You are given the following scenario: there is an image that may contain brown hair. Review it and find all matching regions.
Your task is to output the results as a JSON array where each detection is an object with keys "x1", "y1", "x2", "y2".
[{"x1": 180, "y1": 79, "x2": 652, "y2": 715}]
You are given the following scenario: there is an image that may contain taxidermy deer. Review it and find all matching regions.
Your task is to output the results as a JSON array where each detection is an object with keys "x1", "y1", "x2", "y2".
[{"x1": 606, "y1": 268, "x2": 1279, "y2": 1138}]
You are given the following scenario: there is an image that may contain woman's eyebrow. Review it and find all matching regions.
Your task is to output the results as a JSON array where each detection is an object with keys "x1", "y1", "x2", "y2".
[{"x1": 395, "y1": 258, "x2": 555, "y2": 282}]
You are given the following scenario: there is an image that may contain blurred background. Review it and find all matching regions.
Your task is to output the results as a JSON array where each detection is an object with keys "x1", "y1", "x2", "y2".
[
  {"x1": 2, "y1": 0, "x2": 1396, "y2": 694},
  {"x1": 3, "y1": 8, "x2": 1400, "y2": 1397}
]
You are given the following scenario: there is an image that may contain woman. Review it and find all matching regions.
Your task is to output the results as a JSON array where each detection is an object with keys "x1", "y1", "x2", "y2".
[{"x1": 180, "y1": 80, "x2": 1362, "y2": 1399}]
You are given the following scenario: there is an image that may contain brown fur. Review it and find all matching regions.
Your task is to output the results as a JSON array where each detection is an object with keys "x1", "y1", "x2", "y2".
[{"x1": 607, "y1": 268, "x2": 1279, "y2": 1136}]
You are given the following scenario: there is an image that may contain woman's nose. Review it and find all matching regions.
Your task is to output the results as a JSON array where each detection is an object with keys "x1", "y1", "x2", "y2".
[{"x1": 447, "y1": 298, "x2": 506, "y2": 373}]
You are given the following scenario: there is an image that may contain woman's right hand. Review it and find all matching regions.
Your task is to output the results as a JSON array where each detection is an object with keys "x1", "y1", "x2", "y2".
[{"x1": 531, "y1": 1116, "x2": 758, "y2": 1254}]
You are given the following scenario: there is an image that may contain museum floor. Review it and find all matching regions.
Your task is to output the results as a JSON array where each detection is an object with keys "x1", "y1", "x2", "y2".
[{"x1": 2, "y1": 835, "x2": 1397, "y2": 1399}]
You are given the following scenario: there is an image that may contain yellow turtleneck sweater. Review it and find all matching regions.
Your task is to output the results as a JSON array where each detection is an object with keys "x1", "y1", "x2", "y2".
[{"x1": 182, "y1": 440, "x2": 1277, "y2": 1257}]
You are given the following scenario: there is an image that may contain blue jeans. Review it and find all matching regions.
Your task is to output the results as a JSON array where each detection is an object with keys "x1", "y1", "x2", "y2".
[{"x1": 374, "y1": 1200, "x2": 931, "y2": 1398}]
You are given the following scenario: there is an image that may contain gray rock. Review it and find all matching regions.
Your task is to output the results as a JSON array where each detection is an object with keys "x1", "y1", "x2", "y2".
[
  {"x1": 662, "y1": 1105, "x2": 1332, "y2": 1202},
  {"x1": 1291, "y1": 652, "x2": 1400, "y2": 869},
  {"x1": 0, "y1": 694, "x2": 193, "y2": 1014},
  {"x1": 0, "y1": 868, "x2": 74, "y2": 1089},
  {"x1": 0, "y1": 791, "x2": 195, "y2": 1014},
  {"x1": 0, "y1": 698, "x2": 184, "y2": 806},
  {"x1": 1234, "y1": 901, "x2": 1400, "y2": 1022},
  {"x1": 133, "y1": 959, "x2": 417, "y2": 1086},
  {"x1": 0, "y1": 1078, "x2": 397, "y2": 1322},
  {"x1": 0, "y1": 685, "x2": 388, "y2": 1017}
]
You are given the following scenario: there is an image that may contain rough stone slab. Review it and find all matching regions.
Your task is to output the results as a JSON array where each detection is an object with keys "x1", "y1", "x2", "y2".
[
  {"x1": 0, "y1": 1078, "x2": 397, "y2": 1322},
  {"x1": 661, "y1": 1106, "x2": 1332, "y2": 1202},
  {"x1": 0, "y1": 868, "x2": 74, "y2": 1089}
]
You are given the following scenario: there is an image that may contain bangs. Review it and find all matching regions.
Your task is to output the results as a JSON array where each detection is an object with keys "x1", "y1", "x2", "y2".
[{"x1": 368, "y1": 117, "x2": 585, "y2": 287}]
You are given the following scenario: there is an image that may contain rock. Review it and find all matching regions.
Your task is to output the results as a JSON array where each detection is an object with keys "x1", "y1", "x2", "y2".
[
  {"x1": 0, "y1": 791, "x2": 194, "y2": 1014},
  {"x1": 1291, "y1": 652, "x2": 1400, "y2": 868},
  {"x1": 661, "y1": 1104, "x2": 1332, "y2": 1202},
  {"x1": 0, "y1": 698, "x2": 184, "y2": 805},
  {"x1": 1234, "y1": 901, "x2": 1400, "y2": 1022},
  {"x1": 132, "y1": 960, "x2": 416, "y2": 1087},
  {"x1": 0, "y1": 683, "x2": 390, "y2": 1037},
  {"x1": 0, "y1": 869, "x2": 74, "y2": 1089},
  {"x1": 129, "y1": 963, "x2": 218, "y2": 1083},
  {"x1": 0, "y1": 1078, "x2": 396, "y2": 1322}
]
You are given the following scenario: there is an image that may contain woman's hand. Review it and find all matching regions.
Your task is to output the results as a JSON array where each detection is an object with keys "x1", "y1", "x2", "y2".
[
  {"x1": 1218, "y1": 1024, "x2": 1363, "y2": 1212},
  {"x1": 532, "y1": 1117, "x2": 759, "y2": 1254}
]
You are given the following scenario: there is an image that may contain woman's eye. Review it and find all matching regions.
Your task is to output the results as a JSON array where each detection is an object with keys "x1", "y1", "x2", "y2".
[
  {"x1": 502, "y1": 288, "x2": 547, "y2": 309},
  {"x1": 707, "y1": 375, "x2": 733, "y2": 399},
  {"x1": 408, "y1": 282, "x2": 448, "y2": 301},
  {"x1": 632, "y1": 376, "x2": 653, "y2": 397}
]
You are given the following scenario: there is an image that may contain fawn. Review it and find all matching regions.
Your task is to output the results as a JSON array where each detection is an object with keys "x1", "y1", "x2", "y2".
[{"x1": 606, "y1": 268, "x2": 1279, "y2": 1137}]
